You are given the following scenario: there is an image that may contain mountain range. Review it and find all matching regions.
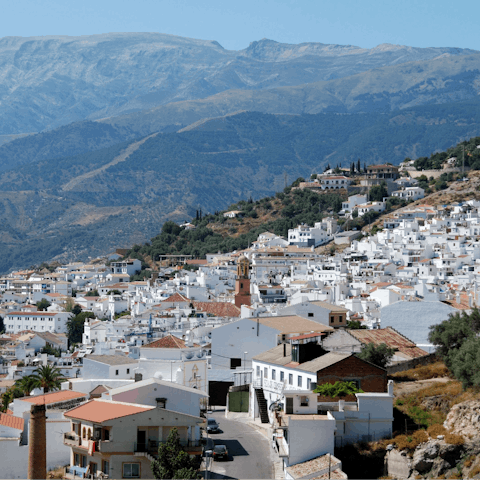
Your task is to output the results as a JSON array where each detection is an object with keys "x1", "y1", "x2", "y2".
[{"x1": 1, "y1": 33, "x2": 480, "y2": 272}]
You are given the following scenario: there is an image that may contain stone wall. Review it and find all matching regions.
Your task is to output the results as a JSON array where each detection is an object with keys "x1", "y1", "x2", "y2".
[{"x1": 386, "y1": 353, "x2": 437, "y2": 375}]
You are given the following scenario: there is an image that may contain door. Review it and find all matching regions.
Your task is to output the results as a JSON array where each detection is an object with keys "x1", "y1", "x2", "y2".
[
  {"x1": 137, "y1": 430, "x2": 147, "y2": 452},
  {"x1": 286, "y1": 397, "x2": 293, "y2": 414}
]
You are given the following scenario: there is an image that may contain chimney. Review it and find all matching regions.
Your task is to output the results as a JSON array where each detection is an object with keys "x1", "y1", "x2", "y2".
[
  {"x1": 28, "y1": 404, "x2": 46, "y2": 480},
  {"x1": 388, "y1": 379, "x2": 394, "y2": 396}
]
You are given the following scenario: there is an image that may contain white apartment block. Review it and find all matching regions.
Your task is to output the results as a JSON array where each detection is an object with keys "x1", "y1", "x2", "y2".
[
  {"x1": 4, "y1": 311, "x2": 71, "y2": 333},
  {"x1": 391, "y1": 186, "x2": 425, "y2": 201}
]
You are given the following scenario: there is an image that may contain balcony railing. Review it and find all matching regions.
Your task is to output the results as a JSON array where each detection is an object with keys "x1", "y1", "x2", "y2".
[
  {"x1": 134, "y1": 439, "x2": 202, "y2": 454},
  {"x1": 64, "y1": 466, "x2": 108, "y2": 480},
  {"x1": 63, "y1": 432, "x2": 80, "y2": 447}
]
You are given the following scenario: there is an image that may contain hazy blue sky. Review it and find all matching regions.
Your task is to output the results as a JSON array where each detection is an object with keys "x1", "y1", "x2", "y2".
[{"x1": 1, "y1": 0, "x2": 479, "y2": 51}]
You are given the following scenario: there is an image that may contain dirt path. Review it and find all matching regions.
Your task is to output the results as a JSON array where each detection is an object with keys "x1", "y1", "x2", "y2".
[
  {"x1": 61, "y1": 132, "x2": 158, "y2": 191},
  {"x1": 393, "y1": 377, "x2": 452, "y2": 396}
]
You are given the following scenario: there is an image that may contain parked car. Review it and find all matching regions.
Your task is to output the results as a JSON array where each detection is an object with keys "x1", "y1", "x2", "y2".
[
  {"x1": 207, "y1": 418, "x2": 220, "y2": 433},
  {"x1": 213, "y1": 444, "x2": 228, "y2": 461}
]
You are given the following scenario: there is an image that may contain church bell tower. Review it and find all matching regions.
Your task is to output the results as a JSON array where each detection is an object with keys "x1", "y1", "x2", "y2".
[{"x1": 235, "y1": 255, "x2": 251, "y2": 308}]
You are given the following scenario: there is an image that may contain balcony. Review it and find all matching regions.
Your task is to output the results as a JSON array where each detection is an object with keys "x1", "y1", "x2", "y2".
[
  {"x1": 64, "y1": 466, "x2": 108, "y2": 480},
  {"x1": 63, "y1": 432, "x2": 80, "y2": 447},
  {"x1": 134, "y1": 439, "x2": 203, "y2": 457}
]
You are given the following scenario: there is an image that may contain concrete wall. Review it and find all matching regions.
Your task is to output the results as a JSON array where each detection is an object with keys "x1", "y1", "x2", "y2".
[
  {"x1": 211, "y1": 318, "x2": 279, "y2": 370},
  {"x1": 287, "y1": 413, "x2": 335, "y2": 467},
  {"x1": 0, "y1": 437, "x2": 28, "y2": 479},
  {"x1": 109, "y1": 382, "x2": 203, "y2": 417}
]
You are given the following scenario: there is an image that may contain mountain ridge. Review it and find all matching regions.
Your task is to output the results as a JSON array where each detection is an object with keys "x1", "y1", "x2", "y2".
[{"x1": 1, "y1": 32, "x2": 478, "y2": 135}]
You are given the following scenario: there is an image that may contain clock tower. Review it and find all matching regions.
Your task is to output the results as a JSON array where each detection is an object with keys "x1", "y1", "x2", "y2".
[{"x1": 235, "y1": 255, "x2": 251, "y2": 308}]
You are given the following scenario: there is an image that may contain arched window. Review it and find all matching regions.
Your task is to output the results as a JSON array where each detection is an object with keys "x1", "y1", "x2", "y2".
[
  {"x1": 83, "y1": 428, "x2": 86, "y2": 439},
  {"x1": 88, "y1": 429, "x2": 92, "y2": 440}
]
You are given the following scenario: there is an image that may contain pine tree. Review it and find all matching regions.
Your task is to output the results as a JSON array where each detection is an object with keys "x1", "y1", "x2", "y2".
[
  {"x1": 357, "y1": 159, "x2": 361, "y2": 173},
  {"x1": 151, "y1": 428, "x2": 198, "y2": 479}
]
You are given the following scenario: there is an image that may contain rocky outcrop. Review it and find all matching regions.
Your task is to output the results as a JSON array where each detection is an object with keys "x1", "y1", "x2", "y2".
[
  {"x1": 444, "y1": 400, "x2": 480, "y2": 437},
  {"x1": 387, "y1": 438, "x2": 480, "y2": 479}
]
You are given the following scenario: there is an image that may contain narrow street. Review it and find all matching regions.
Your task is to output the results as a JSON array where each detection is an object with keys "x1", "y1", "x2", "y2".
[{"x1": 203, "y1": 410, "x2": 274, "y2": 479}]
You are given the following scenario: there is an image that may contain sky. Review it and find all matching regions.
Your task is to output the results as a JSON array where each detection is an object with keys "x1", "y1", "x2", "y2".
[{"x1": 1, "y1": 0, "x2": 479, "y2": 52}]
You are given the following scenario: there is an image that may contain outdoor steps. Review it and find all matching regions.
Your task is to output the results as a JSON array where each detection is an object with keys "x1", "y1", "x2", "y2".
[{"x1": 254, "y1": 388, "x2": 270, "y2": 423}]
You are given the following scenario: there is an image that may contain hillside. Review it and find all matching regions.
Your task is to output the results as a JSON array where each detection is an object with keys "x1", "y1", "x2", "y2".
[
  {"x1": 1, "y1": 114, "x2": 480, "y2": 273},
  {"x1": 1, "y1": 33, "x2": 477, "y2": 135},
  {"x1": 103, "y1": 53, "x2": 480, "y2": 135}
]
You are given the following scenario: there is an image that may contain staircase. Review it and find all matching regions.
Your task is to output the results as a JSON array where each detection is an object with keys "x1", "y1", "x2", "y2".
[{"x1": 254, "y1": 388, "x2": 270, "y2": 424}]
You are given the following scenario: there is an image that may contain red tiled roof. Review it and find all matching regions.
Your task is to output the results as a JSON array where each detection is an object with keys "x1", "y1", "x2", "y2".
[
  {"x1": 5, "y1": 408, "x2": 13, "y2": 415},
  {"x1": 192, "y1": 301, "x2": 240, "y2": 318},
  {"x1": 143, "y1": 334, "x2": 199, "y2": 349},
  {"x1": 20, "y1": 390, "x2": 86, "y2": 405},
  {"x1": 6, "y1": 311, "x2": 57, "y2": 317},
  {"x1": 65, "y1": 400, "x2": 152, "y2": 422},
  {"x1": 349, "y1": 327, "x2": 428, "y2": 359},
  {"x1": 163, "y1": 293, "x2": 190, "y2": 303},
  {"x1": 0, "y1": 412, "x2": 24, "y2": 431}
]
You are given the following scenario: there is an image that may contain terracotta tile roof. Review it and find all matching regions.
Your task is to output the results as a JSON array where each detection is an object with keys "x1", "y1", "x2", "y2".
[
  {"x1": 143, "y1": 334, "x2": 199, "y2": 349},
  {"x1": 163, "y1": 293, "x2": 190, "y2": 303},
  {"x1": 0, "y1": 412, "x2": 24, "y2": 431},
  {"x1": 65, "y1": 399, "x2": 153, "y2": 423},
  {"x1": 192, "y1": 301, "x2": 240, "y2": 317},
  {"x1": 6, "y1": 311, "x2": 58, "y2": 317},
  {"x1": 5, "y1": 408, "x2": 13, "y2": 415},
  {"x1": 20, "y1": 390, "x2": 87, "y2": 405},
  {"x1": 349, "y1": 327, "x2": 428, "y2": 359}
]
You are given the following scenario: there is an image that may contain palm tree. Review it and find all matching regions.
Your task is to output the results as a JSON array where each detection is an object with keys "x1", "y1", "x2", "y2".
[
  {"x1": 0, "y1": 388, "x2": 15, "y2": 413},
  {"x1": 15, "y1": 375, "x2": 37, "y2": 397},
  {"x1": 31, "y1": 365, "x2": 66, "y2": 393}
]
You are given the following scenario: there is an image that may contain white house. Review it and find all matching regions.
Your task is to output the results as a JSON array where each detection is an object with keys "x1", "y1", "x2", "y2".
[
  {"x1": 109, "y1": 259, "x2": 142, "y2": 276},
  {"x1": 63, "y1": 399, "x2": 204, "y2": 479},
  {"x1": 82, "y1": 355, "x2": 139, "y2": 380},
  {"x1": 3, "y1": 311, "x2": 71, "y2": 334},
  {"x1": 288, "y1": 222, "x2": 332, "y2": 247},
  {"x1": 392, "y1": 186, "x2": 425, "y2": 201},
  {"x1": 341, "y1": 194, "x2": 368, "y2": 214},
  {"x1": 318, "y1": 176, "x2": 351, "y2": 190}
]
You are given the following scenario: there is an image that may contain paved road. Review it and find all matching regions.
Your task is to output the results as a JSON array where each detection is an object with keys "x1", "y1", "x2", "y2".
[{"x1": 204, "y1": 410, "x2": 274, "y2": 479}]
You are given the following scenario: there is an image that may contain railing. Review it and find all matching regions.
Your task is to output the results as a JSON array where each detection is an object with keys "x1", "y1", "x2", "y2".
[
  {"x1": 64, "y1": 466, "x2": 88, "y2": 479},
  {"x1": 63, "y1": 432, "x2": 80, "y2": 446},
  {"x1": 134, "y1": 439, "x2": 201, "y2": 453}
]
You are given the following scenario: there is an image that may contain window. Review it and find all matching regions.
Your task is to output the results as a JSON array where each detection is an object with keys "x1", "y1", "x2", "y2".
[
  {"x1": 74, "y1": 454, "x2": 80, "y2": 466},
  {"x1": 300, "y1": 396, "x2": 309, "y2": 406},
  {"x1": 230, "y1": 358, "x2": 241, "y2": 369},
  {"x1": 115, "y1": 370, "x2": 119, "y2": 376},
  {"x1": 298, "y1": 376, "x2": 302, "y2": 388},
  {"x1": 102, "y1": 460, "x2": 109, "y2": 475},
  {"x1": 264, "y1": 367, "x2": 268, "y2": 378},
  {"x1": 330, "y1": 316, "x2": 335, "y2": 324},
  {"x1": 280, "y1": 371, "x2": 284, "y2": 382},
  {"x1": 127, "y1": 369, "x2": 130, "y2": 374},
  {"x1": 123, "y1": 463, "x2": 140, "y2": 478},
  {"x1": 289, "y1": 374, "x2": 293, "y2": 385},
  {"x1": 307, "y1": 378, "x2": 311, "y2": 390},
  {"x1": 272, "y1": 369, "x2": 276, "y2": 381},
  {"x1": 82, "y1": 427, "x2": 86, "y2": 439},
  {"x1": 256, "y1": 366, "x2": 260, "y2": 377},
  {"x1": 308, "y1": 313, "x2": 314, "y2": 317}
]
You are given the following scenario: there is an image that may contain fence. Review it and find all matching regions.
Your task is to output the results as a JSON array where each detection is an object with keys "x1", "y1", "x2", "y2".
[{"x1": 228, "y1": 391, "x2": 249, "y2": 412}]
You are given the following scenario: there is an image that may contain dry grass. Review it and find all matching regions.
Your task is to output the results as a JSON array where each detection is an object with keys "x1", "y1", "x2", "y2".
[
  {"x1": 394, "y1": 379, "x2": 477, "y2": 428},
  {"x1": 469, "y1": 462, "x2": 480, "y2": 478},
  {"x1": 427, "y1": 424, "x2": 447, "y2": 437},
  {"x1": 47, "y1": 466, "x2": 64, "y2": 479},
  {"x1": 445, "y1": 433, "x2": 465, "y2": 445},
  {"x1": 390, "y1": 361, "x2": 450, "y2": 381}
]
